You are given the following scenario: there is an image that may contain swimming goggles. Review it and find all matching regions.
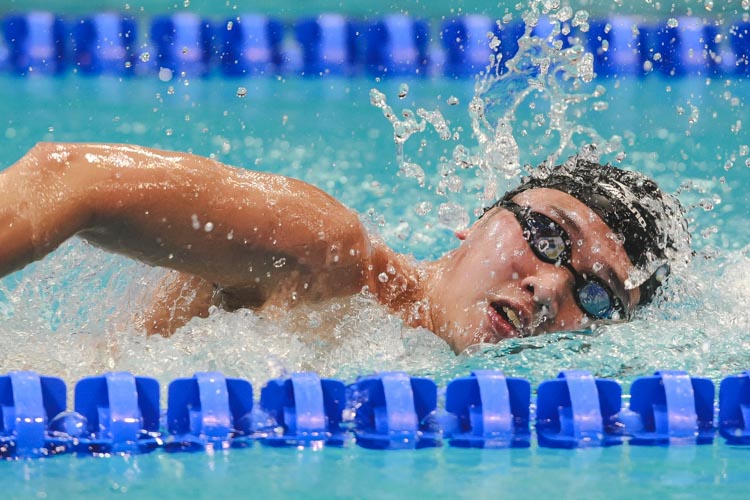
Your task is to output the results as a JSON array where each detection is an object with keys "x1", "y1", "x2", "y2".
[{"x1": 501, "y1": 201, "x2": 627, "y2": 321}]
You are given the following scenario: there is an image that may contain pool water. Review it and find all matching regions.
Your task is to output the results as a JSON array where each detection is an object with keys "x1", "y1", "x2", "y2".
[
  {"x1": 5, "y1": 442, "x2": 750, "y2": 498},
  {"x1": 2, "y1": 4, "x2": 750, "y2": 496},
  {"x1": 1, "y1": 74, "x2": 748, "y2": 387}
]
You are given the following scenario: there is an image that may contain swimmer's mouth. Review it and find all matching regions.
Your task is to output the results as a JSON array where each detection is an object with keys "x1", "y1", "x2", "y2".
[{"x1": 489, "y1": 302, "x2": 524, "y2": 337}]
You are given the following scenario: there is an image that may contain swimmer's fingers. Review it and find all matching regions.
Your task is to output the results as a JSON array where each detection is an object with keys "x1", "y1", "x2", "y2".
[{"x1": 140, "y1": 271, "x2": 219, "y2": 336}]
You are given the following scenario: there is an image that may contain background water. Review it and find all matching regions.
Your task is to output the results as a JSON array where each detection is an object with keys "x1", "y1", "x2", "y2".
[
  {"x1": 1, "y1": 0, "x2": 750, "y2": 496},
  {"x1": 1, "y1": 74, "x2": 748, "y2": 392}
]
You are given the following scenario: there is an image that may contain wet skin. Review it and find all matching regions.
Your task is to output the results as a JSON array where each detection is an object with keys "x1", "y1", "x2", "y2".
[
  {"x1": 0, "y1": 143, "x2": 639, "y2": 353},
  {"x1": 422, "y1": 188, "x2": 641, "y2": 352}
]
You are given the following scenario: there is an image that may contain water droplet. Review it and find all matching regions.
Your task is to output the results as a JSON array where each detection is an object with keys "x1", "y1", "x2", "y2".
[
  {"x1": 398, "y1": 83, "x2": 409, "y2": 99},
  {"x1": 158, "y1": 67, "x2": 173, "y2": 82},
  {"x1": 438, "y1": 202, "x2": 469, "y2": 231},
  {"x1": 666, "y1": 18, "x2": 679, "y2": 28},
  {"x1": 415, "y1": 201, "x2": 432, "y2": 216},
  {"x1": 236, "y1": 86, "x2": 247, "y2": 98},
  {"x1": 191, "y1": 214, "x2": 200, "y2": 230},
  {"x1": 204, "y1": 222, "x2": 214, "y2": 232},
  {"x1": 273, "y1": 258, "x2": 286, "y2": 268},
  {"x1": 140, "y1": 52, "x2": 150, "y2": 63},
  {"x1": 378, "y1": 272, "x2": 389, "y2": 283},
  {"x1": 446, "y1": 96, "x2": 459, "y2": 106}
]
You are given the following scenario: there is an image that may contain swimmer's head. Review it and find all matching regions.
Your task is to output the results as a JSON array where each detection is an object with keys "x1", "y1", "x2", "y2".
[{"x1": 483, "y1": 156, "x2": 692, "y2": 305}]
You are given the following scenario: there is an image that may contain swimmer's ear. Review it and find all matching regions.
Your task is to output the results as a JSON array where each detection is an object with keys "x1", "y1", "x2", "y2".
[{"x1": 455, "y1": 228, "x2": 469, "y2": 241}]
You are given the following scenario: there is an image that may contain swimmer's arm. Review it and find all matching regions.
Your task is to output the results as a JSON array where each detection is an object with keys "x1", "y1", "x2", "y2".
[
  {"x1": 142, "y1": 271, "x2": 219, "y2": 336},
  {"x1": 0, "y1": 142, "x2": 386, "y2": 303}
]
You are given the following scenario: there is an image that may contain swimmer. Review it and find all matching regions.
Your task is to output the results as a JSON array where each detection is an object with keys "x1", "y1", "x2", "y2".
[{"x1": 0, "y1": 143, "x2": 690, "y2": 352}]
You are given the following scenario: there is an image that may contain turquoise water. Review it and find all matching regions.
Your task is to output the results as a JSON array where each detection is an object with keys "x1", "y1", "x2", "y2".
[
  {"x1": 1, "y1": 72, "x2": 749, "y2": 497},
  {"x1": 2, "y1": 3, "x2": 750, "y2": 495},
  {"x1": 5, "y1": 443, "x2": 750, "y2": 498}
]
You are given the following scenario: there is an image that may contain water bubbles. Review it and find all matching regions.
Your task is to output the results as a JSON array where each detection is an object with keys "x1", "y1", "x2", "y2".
[
  {"x1": 699, "y1": 199, "x2": 715, "y2": 211},
  {"x1": 446, "y1": 96, "x2": 459, "y2": 106},
  {"x1": 438, "y1": 202, "x2": 469, "y2": 231},
  {"x1": 399, "y1": 162, "x2": 426, "y2": 186},
  {"x1": 746, "y1": 158, "x2": 750, "y2": 168},
  {"x1": 704, "y1": 0, "x2": 714, "y2": 11},
  {"x1": 397, "y1": 83, "x2": 409, "y2": 99},
  {"x1": 688, "y1": 105, "x2": 700, "y2": 125},
  {"x1": 415, "y1": 201, "x2": 433, "y2": 216},
  {"x1": 666, "y1": 18, "x2": 679, "y2": 28},
  {"x1": 236, "y1": 87, "x2": 247, "y2": 98},
  {"x1": 395, "y1": 222, "x2": 411, "y2": 241},
  {"x1": 572, "y1": 9, "x2": 589, "y2": 29},
  {"x1": 191, "y1": 214, "x2": 200, "y2": 230},
  {"x1": 204, "y1": 222, "x2": 214, "y2": 232},
  {"x1": 377, "y1": 272, "x2": 389, "y2": 283},
  {"x1": 158, "y1": 67, "x2": 173, "y2": 82},
  {"x1": 273, "y1": 258, "x2": 287, "y2": 268},
  {"x1": 139, "y1": 52, "x2": 150, "y2": 63}
]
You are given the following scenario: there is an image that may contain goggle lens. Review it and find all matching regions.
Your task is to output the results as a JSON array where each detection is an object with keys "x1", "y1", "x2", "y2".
[{"x1": 578, "y1": 281, "x2": 614, "y2": 318}]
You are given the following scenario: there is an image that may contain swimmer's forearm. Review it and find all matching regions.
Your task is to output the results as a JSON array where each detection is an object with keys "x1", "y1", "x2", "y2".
[{"x1": 0, "y1": 142, "x2": 374, "y2": 299}]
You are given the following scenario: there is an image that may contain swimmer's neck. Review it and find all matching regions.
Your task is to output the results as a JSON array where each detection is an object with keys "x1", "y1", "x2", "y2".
[{"x1": 369, "y1": 243, "x2": 456, "y2": 335}]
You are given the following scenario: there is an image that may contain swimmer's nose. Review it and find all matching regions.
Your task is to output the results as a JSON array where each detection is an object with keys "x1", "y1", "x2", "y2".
[{"x1": 520, "y1": 265, "x2": 574, "y2": 319}]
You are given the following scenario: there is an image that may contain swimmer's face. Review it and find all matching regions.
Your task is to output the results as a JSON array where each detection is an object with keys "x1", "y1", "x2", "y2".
[{"x1": 430, "y1": 188, "x2": 640, "y2": 353}]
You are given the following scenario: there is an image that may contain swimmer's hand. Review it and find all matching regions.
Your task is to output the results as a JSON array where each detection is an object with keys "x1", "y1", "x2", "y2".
[{"x1": 141, "y1": 271, "x2": 219, "y2": 336}]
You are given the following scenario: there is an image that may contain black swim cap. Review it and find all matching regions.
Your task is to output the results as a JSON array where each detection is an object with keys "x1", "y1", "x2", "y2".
[{"x1": 484, "y1": 156, "x2": 692, "y2": 305}]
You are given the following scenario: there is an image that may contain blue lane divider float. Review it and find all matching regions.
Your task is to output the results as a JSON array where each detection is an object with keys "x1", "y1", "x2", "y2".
[
  {"x1": 0, "y1": 371, "x2": 67, "y2": 458},
  {"x1": 363, "y1": 15, "x2": 431, "y2": 77},
  {"x1": 2, "y1": 12, "x2": 750, "y2": 78},
  {"x1": 732, "y1": 22, "x2": 750, "y2": 75},
  {"x1": 70, "y1": 13, "x2": 137, "y2": 75},
  {"x1": 2, "y1": 368, "x2": 750, "y2": 459},
  {"x1": 621, "y1": 370, "x2": 715, "y2": 445},
  {"x1": 72, "y1": 372, "x2": 161, "y2": 454},
  {"x1": 258, "y1": 372, "x2": 347, "y2": 446},
  {"x1": 220, "y1": 14, "x2": 284, "y2": 76},
  {"x1": 166, "y1": 371, "x2": 253, "y2": 450},
  {"x1": 536, "y1": 370, "x2": 622, "y2": 448},
  {"x1": 151, "y1": 12, "x2": 213, "y2": 77},
  {"x1": 2, "y1": 12, "x2": 66, "y2": 75},
  {"x1": 295, "y1": 14, "x2": 356, "y2": 77},
  {"x1": 443, "y1": 370, "x2": 530, "y2": 448},
  {"x1": 719, "y1": 371, "x2": 750, "y2": 445},
  {"x1": 349, "y1": 371, "x2": 439, "y2": 449}
]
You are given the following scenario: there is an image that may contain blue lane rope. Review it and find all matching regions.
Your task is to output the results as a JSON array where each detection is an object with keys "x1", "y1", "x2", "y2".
[
  {"x1": 0, "y1": 12, "x2": 748, "y2": 78},
  {"x1": 2, "y1": 368, "x2": 750, "y2": 458}
]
